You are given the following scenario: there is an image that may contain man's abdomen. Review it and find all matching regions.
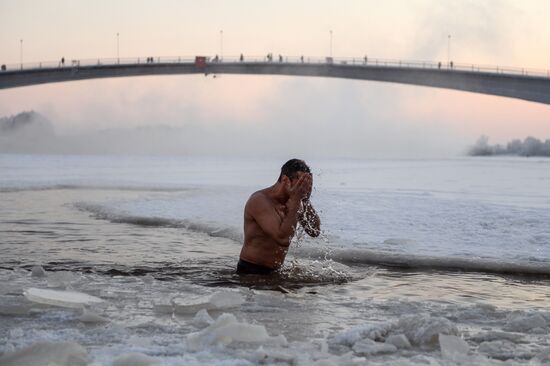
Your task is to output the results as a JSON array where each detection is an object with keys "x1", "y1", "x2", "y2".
[{"x1": 239, "y1": 237, "x2": 288, "y2": 269}]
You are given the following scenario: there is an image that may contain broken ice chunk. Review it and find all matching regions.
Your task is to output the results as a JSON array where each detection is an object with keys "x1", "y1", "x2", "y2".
[
  {"x1": 385, "y1": 334, "x2": 411, "y2": 349},
  {"x1": 352, "y1": 339, "x2": 397, "y2": 355},
  {"x1": 0, "y1": 341, "x2": 90, "y2": 366},
  {"x1": 478, "y1": 340, "x2": 534, "y2": 360},
  {"x1": 208, "y1": 291, "x2": 245, "y2": 309},
  {"x1": 31, "y1": 266, "x2": 47, "y2": 278},
  {"x1": 187, "y1": 313, "x2": 287, "y2": 350},
  {"x1": 330, "y1": 322, "x2": 392, "y2": 347},
  {"x1": 46, "y1": 271, "x2": 78, "y2": 288},
  {"x1": 173, "y1": 291, "x2": 245, "y2": 314},
  {"x1": 439, "y1": 334, "x2": 469, "y2": 363},
  {"x1": 504, "y1": 312, "x2": 548, "y2": 333},
  {"x1": 23, "y1": 288, "x2": 103, "y2": 308},
  {"x1": 254, "y1": 346, "x2": 295, "y2": 364},
  {"x1": 191, "y1": 309, "x2": 214, "y2": 328},
  {"x1": 0, "y1": 296, "x2": 33, "y2": 315},
  {"x1": 172, "y1": 295, "x2": 211, "y2": 314},
  {"x1": 78, "y1": 308, "x2": 109, "y2": 323},
  {"x1": 395, "y1": 314, "x2": 458, "y2": 346}
]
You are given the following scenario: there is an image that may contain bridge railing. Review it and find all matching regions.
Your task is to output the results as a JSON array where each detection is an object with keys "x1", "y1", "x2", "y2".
[{"x1": 1, "y1": 55, "x2": 549, "y2": 79}]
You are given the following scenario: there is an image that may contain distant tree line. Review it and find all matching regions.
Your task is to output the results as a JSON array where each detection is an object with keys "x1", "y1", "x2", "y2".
[
  {"x1": 0, "y1": 111, "x2": 38, "y2": 131},
  {"x1": 469, "y1": 135, "x2": 550, "y2": 157}
]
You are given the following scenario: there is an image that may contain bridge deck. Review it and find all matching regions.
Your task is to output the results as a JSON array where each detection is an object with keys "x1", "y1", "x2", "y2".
[{"x1": 1, "y1": 57, "x2": 549, "y2": 105}]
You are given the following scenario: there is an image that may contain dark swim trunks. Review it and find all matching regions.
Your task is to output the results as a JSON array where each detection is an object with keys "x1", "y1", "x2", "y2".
[{"x1": 236, "y1": 259, "x2": 275, "y2": 275}]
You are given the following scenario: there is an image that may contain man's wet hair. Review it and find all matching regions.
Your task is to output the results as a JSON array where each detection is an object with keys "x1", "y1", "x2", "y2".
[{"x1": 278, "y1": 159, "x2": 311, "y2": 182}]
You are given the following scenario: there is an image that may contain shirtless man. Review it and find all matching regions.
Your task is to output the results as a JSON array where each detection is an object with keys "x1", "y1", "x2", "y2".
[{"x1": 237, "y1": 159, "x2": 321, "y2": 274}]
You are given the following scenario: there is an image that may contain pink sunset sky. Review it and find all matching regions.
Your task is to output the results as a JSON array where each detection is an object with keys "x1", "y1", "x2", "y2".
[{"x1": 1, "y1": 0, "x2": 549, "y2": 157}]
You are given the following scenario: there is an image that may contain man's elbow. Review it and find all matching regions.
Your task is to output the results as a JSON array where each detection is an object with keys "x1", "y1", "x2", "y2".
[
  {"x1": 275, "y1": 236, "x2": 291, "y2": 247},
  {"x1": 273, "y1": 233, "x2": 292, "y2": 247}
]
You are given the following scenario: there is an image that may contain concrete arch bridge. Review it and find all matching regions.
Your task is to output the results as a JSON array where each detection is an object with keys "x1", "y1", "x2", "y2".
[{"x1": 1, "y1": 56, "x2": 549, "y2": 105}]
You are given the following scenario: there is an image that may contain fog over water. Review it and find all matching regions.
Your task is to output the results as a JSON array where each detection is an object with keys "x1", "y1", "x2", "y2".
[{"x1": 0, "y1": 75, "x2": 482, "y2": 159}]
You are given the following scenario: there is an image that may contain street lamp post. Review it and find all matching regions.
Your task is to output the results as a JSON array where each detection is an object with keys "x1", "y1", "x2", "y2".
[
  {"x1": 117, "y1": 33, "x2": 120, "y2": 64},
  {"x1": 447, "y1": 34, "x2": 451, "y2": 67},
  {"x1": 330, "y1": 30, "x2": 333, "y2": 58},
  {"x1": 220, "y1": 30, "x2": 223, "y2": 61},
  {"x1": 20, "y1": 39, "x2": 23, "y2": 70}
]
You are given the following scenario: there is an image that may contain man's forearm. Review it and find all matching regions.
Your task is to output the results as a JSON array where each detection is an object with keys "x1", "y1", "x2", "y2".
[
  {"x1": 300, "y1": 200, "x2": 321, "y2": 236},
  {"x1": 277, "y1": 197, "x2": 302, "y2": 245}
]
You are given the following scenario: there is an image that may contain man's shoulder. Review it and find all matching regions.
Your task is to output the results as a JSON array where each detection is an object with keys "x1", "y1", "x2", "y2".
[
  {"x1": 245, "y1": 189, "x2": 272, "y2": 212},
  {"x1": 247, "y1": 189, "x2": 269, "y2": 204}
]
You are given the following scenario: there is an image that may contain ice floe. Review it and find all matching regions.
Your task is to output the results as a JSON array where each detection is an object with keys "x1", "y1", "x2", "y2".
[
  {"x1": 154, "y1": 290, "x2": 246, "y2": 315},
  {"x1": 46, "y1": 271, "x2": 79, "y2": 288},
  {"x1": 329, "y1": 313, "x2": 458, "y2": 353},
  {"x1": 352, "y1": 338, "x2": 397, "y2": 355},
  {"x1": 439, "y1": 334, "x2": 469, "y2": 363},
  {"x1": 385, "y1": 334, "x2": 411, "y2": 349},
  {"x1": 208, "y1": 291, "x2": 246, "y2": 309},
  {"x1": 191, "y1": 308, "x2": 214, "y2": 327},
  {"x1": 504, "y1": 311, "x2": 548, "y2": 333},
  {"x1": 395, "y1": 314, "x2": 458, "y2": 346},
  {"x1": 187, "y1": 312, "x2": 287, "y2": 350},
  {"x1": 0, "y1": 341, "x2": 90, "y2": 366},
  {"x1": 30, "y1": 265, "x2": 46, "y2": 278},
  {"x1": 0, "y1": 295, "x2": 33, "y2": 315},
  {"x1": 23, "y1": 287, "x2": 103, "y2": 308},
  {"x1": 252, "y1": 342, "x2": 366, "y2": 366},
  {"x1": 478, "y1": 339, "x2": 535, "y2": 360},
  {"x1": 330, "y1": 322, "x2": 392, "y2": 346},
  {"x1": 470, "y1": 330, "x2": 524, "y2": 343},
  {"x1": 78, "y1": 308, "x2": 109, "y2": 323}
]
